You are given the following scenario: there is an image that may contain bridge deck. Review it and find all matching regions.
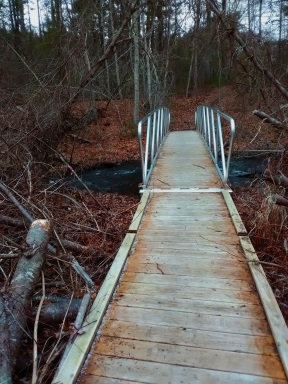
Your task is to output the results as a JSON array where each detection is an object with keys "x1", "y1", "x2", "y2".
[
  {"x1": 54, "y1": 131, "x2": 288, "y2": 384},
  {"x1": 149, "y1": 131, "x2": 222, "y2": 189}
]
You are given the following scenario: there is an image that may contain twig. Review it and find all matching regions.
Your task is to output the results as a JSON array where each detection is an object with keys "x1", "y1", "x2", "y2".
[
  {"x1": 2, "y1": 234, "x2": 25, "y2": 251},
  {"x1": 0, "y1": 181, "x2": 95, "y2": 291},
  {"x1": 59, "y1": 293, "x2": 91, "y2": 367},
  {"x1": 0, "y1": 181, "x2": 34, "y2": 223},
  {"x1": 38, "y1": 293, "x2": 74, "y2": 382},
  {"x1": 32, "y1": 271, "x2": 45, "y2": 384},
  {"x1": 0, "y1": 254, "x2": 19, "y2": 259}
]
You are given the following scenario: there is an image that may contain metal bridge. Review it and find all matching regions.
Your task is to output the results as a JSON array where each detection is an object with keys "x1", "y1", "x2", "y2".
[{"x1": 53, "y1": 106, "x2": 288, "y2": 384}]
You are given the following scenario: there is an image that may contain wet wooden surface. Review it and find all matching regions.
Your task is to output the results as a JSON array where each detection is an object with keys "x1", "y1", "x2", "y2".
[{"x1": 78, "y1": 131, "x2": 288, "y2": 384}]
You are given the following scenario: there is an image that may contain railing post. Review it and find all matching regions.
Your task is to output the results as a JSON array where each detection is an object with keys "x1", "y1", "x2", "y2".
[
  {"x1": 138, "y1": 107, "x2": 171, "y2": 188},
  {"x1": 195, "y1": 105, "x2": 235, "y2": 184}
]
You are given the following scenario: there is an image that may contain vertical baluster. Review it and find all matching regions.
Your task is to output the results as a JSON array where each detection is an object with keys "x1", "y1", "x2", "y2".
[
  {"x1": 144, "y1": 116, "x2": 151, "y2": 185},
  {"x1": 218, "y1": 113, "x2": 226, "y2": 180},
  {"x1": 211, "y1": 109, "x2": 217, "y2": 164}
]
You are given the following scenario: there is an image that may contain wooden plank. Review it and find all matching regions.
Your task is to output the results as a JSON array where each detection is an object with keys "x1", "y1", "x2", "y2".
[
  {"x1": 125, "y1": 261, "x2": 251, "y2": 279},
  {"x1": 130, "y1": 247, "x2": 243, "y2": 260},
  {"x1": 222, "y1": 190, "x2": 247, "y2": 235},
  {"x1": 114, "y1": 293, "x2": 266, "y2": 319},
  {"x1": 84, "y1": 356, "x2": 287, "y2": 384},
  {"x1": 117, "y1": 281, "x2": 258, "y2": 303},
  {"x1": 137, "y1": 242, "x2": 241, "y2": 253},
  {"x1": 130, "y1": 250, "x2": 243, "y2": 262},
  {"x1": 52, "y1": 233, "x2": 136, "y2": 384},
  {"x1": 139, "y1": 226, "x2": 234, "y2": 235},
  {"x1": 128, "y1": 190, "x2": 150, "y2": 233},
  {"x1": 82, "y1": 377, "x2": 140, "y2": 384},
  {"x1": 240, "y1": 236, "x2": 288, "y2": 379},
  {"x1": 101, "y1": 319, "x2": 277, "y2": 355},
  {"x1": 93, "y1": 336, "x2": 286, "y2": 379},
  {"x1": 108, "y1": 306, "x2": 271, "y2": 335},
  {"x1": 122, "y1": 272, "x2": 254, "y2": 290},
  {"x1": 127, "y1": 256, "x2": 249, "y2": 272}
]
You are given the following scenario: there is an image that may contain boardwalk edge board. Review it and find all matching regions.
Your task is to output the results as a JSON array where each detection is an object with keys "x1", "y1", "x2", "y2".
[
  {"x1": 222, "y1": 190, "x2": 247, "y2": 235},
  {"x1": 240, "y1": 236, "x2": 288, "y2": 379},
  {"x1": 128, "y1": 190, "x2": 150, "y2": 233},
  {"x1": 52, "y1": 233, "x2": 136, "y2": 384}
]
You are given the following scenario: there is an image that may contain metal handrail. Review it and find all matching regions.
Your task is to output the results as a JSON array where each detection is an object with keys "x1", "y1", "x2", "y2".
[
  {"x1": 138, "y1": 107, "x2": 170, "y2": 188},
  {"x1": 195, "y1": 105, "x2": 236, "y2": 184}
]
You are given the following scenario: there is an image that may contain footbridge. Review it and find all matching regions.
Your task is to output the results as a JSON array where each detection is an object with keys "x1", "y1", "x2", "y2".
[{"x1": 53, "y1": 106, "x2": 288, "y2": 383}]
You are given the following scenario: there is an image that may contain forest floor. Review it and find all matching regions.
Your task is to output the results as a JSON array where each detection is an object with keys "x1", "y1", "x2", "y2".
[{"x1": 2, "y1": 85, "x2": 288, "y2": 382}]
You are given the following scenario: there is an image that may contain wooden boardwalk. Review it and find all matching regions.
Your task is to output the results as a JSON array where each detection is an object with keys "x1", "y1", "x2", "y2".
[{"x1": 54, "y1": 131, "x2": 288, "y2": 384}]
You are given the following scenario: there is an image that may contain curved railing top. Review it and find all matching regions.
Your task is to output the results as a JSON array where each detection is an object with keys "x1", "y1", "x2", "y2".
[
  {"x1": 195, "y1": 105, "x2": 236, "y2": 185},
  {"x1": 138, "y1": 107, "x2": 170, "y2": 188}
]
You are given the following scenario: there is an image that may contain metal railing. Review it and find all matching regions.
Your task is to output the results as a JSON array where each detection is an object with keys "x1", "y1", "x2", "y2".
[
  {"x1": 195, "y1": 105, "x2": 236, "y2": 184},
  {"x1": 138, "y1": 107, "x2": 170, "y2": 188}
]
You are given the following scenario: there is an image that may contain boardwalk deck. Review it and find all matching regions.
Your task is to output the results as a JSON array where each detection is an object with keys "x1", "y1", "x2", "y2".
[{"x1": 53, "y1": 130, "x2": 288, "y2": 384}]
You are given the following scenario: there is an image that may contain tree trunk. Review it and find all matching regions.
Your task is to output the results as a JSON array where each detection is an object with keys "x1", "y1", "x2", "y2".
[
  {"x1": 4, "y1": 220, "x2": 52, "y2": 375},
  {"x1": 206, "y1": 0, "x2": 288, "y2": 103}
]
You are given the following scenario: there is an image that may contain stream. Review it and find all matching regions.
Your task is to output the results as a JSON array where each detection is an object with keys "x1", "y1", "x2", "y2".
[{"x1": 58, "y1": 152, "x2": 277, "y2": 195}]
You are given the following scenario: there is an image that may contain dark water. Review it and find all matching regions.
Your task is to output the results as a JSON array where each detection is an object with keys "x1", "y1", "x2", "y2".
[
  {"x1": 68, "y1": 161, "x2": 142, "y2": 195},
  {"x1": 53, "y1": 153, "x2": 276, "y2": 195},
  {"x1": 226, "y1": 153, "x2": 270, "y2": 187}
]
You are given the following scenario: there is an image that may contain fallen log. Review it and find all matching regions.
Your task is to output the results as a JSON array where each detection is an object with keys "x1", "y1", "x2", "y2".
[
  {"x1": 7, "y1": 220, "x2": 52, "y2": 373},
  {"x1": 0, "y1": 181, "x2": 95, "y2": 290},
  {"x1": 0, "y1": 214, "x2": 27, "y2": 227},
  {"x1": 32, "y1": 297, "x2": 82, "y2": 326},
  {"x1": 252, "y1": 110, "x2": 287, "y2": 128},
  {"x1": 271, "y1": 194, "x2": 288, "y2": 208},
  {"x1": 264, "y1": 170, "x2": 288, "y2": 189}
]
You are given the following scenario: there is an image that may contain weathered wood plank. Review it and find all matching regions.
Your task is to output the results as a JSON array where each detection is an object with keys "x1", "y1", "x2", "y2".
[
  {"x1": 101, "y1": 320, "x2": 277, "y2": 355},
  {"x1": 108, "y1": 306, "x2": 271, "y2": 335},
  {"x1": 94, "y1": 337, "x2": 286, "y2": 379},
  {"x1": 122, "y1": 272, "x2": 254, "y2": 290},
  {"x1": 83, "y1": 356, "x2": 287, "y2": 384},
  {"x1": 117, "y1": 281, "x2": 258, "y2": 303},
  {"x1": 114, "y1": 293, "x2": 266, "y2": 318},
  {"x1": 125, "y1": 261, "x2": 251, "y2": 279}
]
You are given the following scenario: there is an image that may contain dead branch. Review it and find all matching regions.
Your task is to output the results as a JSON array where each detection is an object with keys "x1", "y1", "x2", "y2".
[
  {"x1": 34, "y1": 298, "x2": 81, "y2": 326},
  {"x1": 0, "y1": 214, "x2": 27, "y2": 227},
  {"x1": 0, "y1": 181, "x2": 95, "y2": 290},
  {"x1": 0, "y1": 181, "x2": 34, "y2": 223},
  {"x1": 252, "y1": 110, "x2": 287, "y2": 128},
  {"x1": 207, "y1": 0, "x2": 288, "y2": 103},
  {"x1": 271, "y1": 194, "x2": 288, "y2": 208},
  {"x1": 66, "y1": 1, "x2": 139, "y2": 106},
  {"x1": 6, "y1": 220, "x2": 52, "y2": 375},
  {"x1": 0, "y1": 295, "x2": 12, "y2": 384},
  {"x1": 264, "y1": 170, "x2": 288, "y2": 189},
  {"x1": 59, "y1": 292, "x2": 91, "y2": 365},
  {"x1": 32, "y1": 271, "x2": 45, "y2": 384}
]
